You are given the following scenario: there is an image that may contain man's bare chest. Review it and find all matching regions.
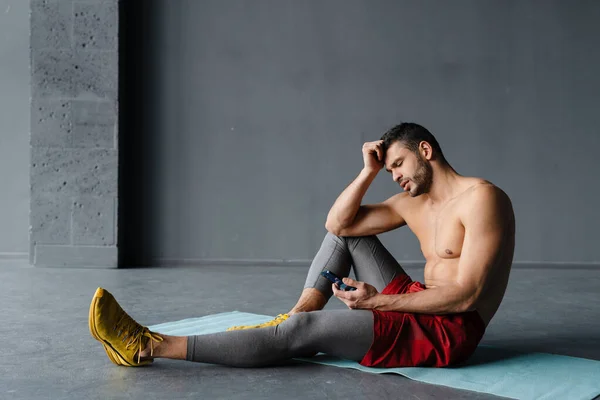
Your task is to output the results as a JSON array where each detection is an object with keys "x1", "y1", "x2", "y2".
[{"x1": 404, "y1": 204, "x2": 465, "y2": 260}]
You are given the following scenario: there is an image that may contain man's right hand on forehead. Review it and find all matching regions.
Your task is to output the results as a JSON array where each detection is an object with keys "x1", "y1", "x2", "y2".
[{"x1": 362, "y1": 140, "x2": 385, "y2": 173}]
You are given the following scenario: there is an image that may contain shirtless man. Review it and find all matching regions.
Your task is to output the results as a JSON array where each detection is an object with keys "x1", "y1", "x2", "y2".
[{"x1": 89, "y1": 122, "x2": 515, "y2": 368}]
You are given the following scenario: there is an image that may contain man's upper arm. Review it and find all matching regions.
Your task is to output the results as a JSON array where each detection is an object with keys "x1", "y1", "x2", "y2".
[
  {"x1": 455, "y1": 185, "x2": 511, "y2": 310},
  {"x1": 330, "y1": 194, "x2": 407, "y2": 237}
]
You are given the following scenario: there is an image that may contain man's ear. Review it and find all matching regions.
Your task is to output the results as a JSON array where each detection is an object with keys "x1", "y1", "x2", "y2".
[{"x1": 419, "y1": 141, "x2": 433, "y2": 160}]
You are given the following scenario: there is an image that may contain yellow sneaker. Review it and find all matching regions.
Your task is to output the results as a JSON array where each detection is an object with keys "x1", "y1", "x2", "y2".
[
  {"x1": 88, "y1": 287, "x2": 163, "y2": 367},
  {"x1": 226, "y1": 313, "x2": 290, "y2": 331}
]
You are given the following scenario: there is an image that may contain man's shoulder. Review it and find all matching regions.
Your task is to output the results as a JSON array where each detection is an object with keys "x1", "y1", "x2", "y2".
[
  {"x1": 461, "y1": 179, "x2": 513, "y2": 217},
  {"x1": 386, "y1": 191, "x2": 413, "y2": 202},
  {"x1": 465, "y1": 179, "x2": 510, "y2": 202},
  {"x1": 382, "y1": 192, "x2": 421, "y2": 220}
]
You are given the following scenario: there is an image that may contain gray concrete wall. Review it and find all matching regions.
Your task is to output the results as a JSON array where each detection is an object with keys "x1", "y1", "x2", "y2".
[
  {"x1": 128, "y1": 0, "x2": 599, "y2": 266},
  {"x1": 29, "y1": 0, "x2": 119, "y2": 267},
  {"x1": 133, "y1": 0, "x2": 600, "y2": 266},
  {"x1": 0, "y1": 0, "x2": 30, "y2": 259}
]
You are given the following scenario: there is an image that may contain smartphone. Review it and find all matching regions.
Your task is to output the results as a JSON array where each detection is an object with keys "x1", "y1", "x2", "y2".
[{"x1": 320, "y1": 270, "x2": 357, "y2": 291}]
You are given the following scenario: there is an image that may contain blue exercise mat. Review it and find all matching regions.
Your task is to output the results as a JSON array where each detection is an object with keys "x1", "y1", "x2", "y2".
[{"x1": 149, "y1": 311, "x2": 600, "y2": 400}]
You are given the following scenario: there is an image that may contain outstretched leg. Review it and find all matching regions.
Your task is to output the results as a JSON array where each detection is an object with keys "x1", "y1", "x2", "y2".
[
  {"x1": 143, "y1": 310, "x2": 374, "y2": 367},
  {"x1": 90, "y1": 287, "x2": 374, "y2": 367}
]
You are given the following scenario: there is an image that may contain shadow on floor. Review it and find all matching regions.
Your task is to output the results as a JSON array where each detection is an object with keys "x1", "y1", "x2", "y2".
[
  {"x1": 480, "y1": 333, "x2": 600, "y2": 361},
  {"x1": 456, "y1": 346, "x2": 526, "y2": 367}
]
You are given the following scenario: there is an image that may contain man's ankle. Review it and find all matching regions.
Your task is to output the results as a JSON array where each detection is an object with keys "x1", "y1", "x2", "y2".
[
  {"x1": 140, "y1": 335, "x2": 187, "y2": 360},
  {"x1": 288, "y1": 308, "x2": 311, "y2": 315},
  {"x1": 139, "y1": 342, "x2": 159, "y2": 359},
  {"x1": 288, "y1": 288, "x2": 327, "y2": 315}
]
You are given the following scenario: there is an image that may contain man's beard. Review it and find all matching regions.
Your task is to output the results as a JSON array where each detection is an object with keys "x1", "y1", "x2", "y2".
[{"x1": 408, "y1": 154, "x2": 433, "y2": 197}]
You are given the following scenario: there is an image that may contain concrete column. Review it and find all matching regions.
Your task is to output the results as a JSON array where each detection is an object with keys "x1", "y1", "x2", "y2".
[{"x1": 30, "y1": 0, "x2": 118, "y2": 267}]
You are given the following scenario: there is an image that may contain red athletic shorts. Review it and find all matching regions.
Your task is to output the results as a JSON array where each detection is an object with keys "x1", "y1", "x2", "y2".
[{"x1": 359, "y1": 274, "x2": 486, "y2": 368}]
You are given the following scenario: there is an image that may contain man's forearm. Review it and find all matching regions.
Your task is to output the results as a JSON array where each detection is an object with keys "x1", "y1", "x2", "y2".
[
  {"x1": 371, "y1": 286, "x2": 474, "y2": 315},
  {"x1": 326, "y1": 168, "x2": 378, "y2": 229}
]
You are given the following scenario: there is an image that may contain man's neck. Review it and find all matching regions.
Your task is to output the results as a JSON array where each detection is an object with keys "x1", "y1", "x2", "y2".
[{"x1": 426, "y1": 164, "x2": 462, "y2": 206}]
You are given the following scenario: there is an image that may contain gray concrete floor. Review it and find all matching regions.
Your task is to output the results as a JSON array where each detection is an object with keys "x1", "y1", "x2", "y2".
[{"x1": 1, "y1": 262, "x2": 599, "y2": 400}]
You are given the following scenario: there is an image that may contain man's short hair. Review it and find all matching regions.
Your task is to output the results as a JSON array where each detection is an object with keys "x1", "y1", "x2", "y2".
[{"x1": 380, "y1": 122, "x2": 446, "y2": 163}]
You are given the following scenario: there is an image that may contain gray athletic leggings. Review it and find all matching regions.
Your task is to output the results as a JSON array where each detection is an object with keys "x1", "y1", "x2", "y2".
[{"x1": 186, "y1": 232, "x2": 408, "y2": 367}]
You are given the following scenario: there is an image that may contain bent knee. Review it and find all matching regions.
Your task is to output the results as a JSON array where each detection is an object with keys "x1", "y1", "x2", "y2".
[
  {"x1": 325, "y1": 231, "x2": 345, "y2": 242},
  {"x1": 325, "y1": 231, "x2": 376, "y2": 242}
]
